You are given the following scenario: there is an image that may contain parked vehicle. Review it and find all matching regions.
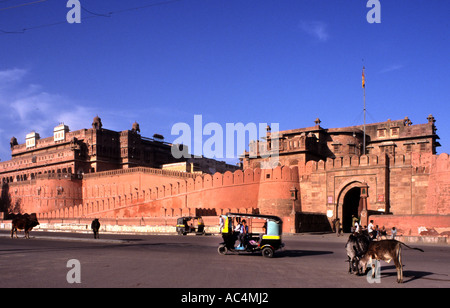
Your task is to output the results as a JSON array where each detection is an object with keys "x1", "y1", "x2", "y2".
[
  {"x1": 176, "y1": 216, "x2": 205, "y2": 235},
  {"x1": 217, "y1": 213, "x2": 284, "y2": 258}
]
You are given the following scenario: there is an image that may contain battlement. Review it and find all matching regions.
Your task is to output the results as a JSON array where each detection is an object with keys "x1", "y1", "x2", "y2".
[
  {"x1": 430, "y1": 153, "x2": 450, "y2": 172},
  {"x1": 36, "y1": 165, "x2": 300, "y2": 220},
  {"x1": 82, "y1": 166, "x2": 197, "y2": 180},
  {"x1": 82, "y1": 165, "x2": 299, "y2": 199},
  {"x1": 193, "y1": 165, "x2": 299, "y2": 191},
  {"x1": 297, "y1": 152, "x2": 441, "y2": 175}
]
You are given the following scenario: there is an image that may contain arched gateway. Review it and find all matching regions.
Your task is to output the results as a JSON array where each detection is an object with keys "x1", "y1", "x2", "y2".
[{"x1": 336, "y1": 181, "x2": 367, "y2": 233}]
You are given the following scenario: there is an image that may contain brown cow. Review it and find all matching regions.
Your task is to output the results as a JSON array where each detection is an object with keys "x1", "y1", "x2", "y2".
[
  {"x1": 358, "y1": 239, "x2": 424, "y2": 283},
  {"x1": 11, "y1": 214, "x2": 40, "y2": 239},
  {"x1": 345, "y1": 232, "x2": 372, "y2": 274}
]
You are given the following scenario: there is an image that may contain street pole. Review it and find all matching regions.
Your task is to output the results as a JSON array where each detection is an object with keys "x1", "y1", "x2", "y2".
[{"x1": 363, "y1": 66, "x2": 366, "y2": 155}]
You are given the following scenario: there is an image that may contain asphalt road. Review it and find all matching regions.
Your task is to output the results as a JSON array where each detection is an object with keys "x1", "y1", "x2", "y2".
[{"x1": 0, "y1": 230, "x2": 449, "y2": 289}]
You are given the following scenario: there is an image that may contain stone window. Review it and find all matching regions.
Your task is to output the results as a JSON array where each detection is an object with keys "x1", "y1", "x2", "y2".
[
  {"x1": 380, "y1": 145, "x2": 395, "y2": 155},
  {"x1": 390, "y1": 127, "x2": 399, "y2": 137},
  {"x1": 377, "y1": 129, "x2": 387, "y2": 138},
  {"x1": 332, "y1": 143, "x2": 341, "y2": 153},
  {"x1": 404, "y1": 142, "x2": 414, "y2": 152},
  {"x1": 348, "y1": 144, "x2": 356, "y2": 155},
  {"x1": 420, "y1": 143, "x2": 427, "y2": 152},
  {"x1": 417, "y1": 140, "x2": 429, "y2": 152},
  {"x1": 56, "y1": 186, "x2": 64, "y2": 195}
]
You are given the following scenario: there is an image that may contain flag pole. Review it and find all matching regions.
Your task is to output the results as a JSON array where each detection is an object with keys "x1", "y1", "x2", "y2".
[{"x1": 362, "y1": 66, "x2": 366, "y2": 155}]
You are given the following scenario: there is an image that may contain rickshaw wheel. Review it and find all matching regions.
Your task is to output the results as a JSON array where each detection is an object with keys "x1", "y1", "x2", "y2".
[
  {"x1": 217, "y1": 244, "x2": 228, "y2": 255},
  {"x1": 262, "y1": 247, "x2": 274, "y2": 258}
]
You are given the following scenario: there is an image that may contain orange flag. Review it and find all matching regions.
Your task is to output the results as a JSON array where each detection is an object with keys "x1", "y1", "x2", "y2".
[{"x1": 362, "y1": 67, "x2": 366, "y2": 88}]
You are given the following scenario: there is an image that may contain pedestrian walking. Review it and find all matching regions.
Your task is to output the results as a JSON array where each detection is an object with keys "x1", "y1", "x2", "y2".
[
  {"x1": 335, "y1": 218, "x2": 341, "y2": 237},
  {"x1": 91, "y1": 218, "x2": 100, "y2": 239}
]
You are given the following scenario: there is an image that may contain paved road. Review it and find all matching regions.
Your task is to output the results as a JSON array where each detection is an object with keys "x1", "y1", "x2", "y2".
[{"x1": 0, "y1": 231, "x2": 449, "y2": 289}]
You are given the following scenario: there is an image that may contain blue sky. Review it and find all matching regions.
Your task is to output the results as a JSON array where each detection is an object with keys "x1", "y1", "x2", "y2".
[{"x1": 0, "y1": 0, "x2": 448, "y2": 164}]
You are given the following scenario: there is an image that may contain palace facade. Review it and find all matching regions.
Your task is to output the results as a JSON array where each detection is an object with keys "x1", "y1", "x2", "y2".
[{"x1": 242, "y1": 115, "x2": 440, "y2": 169}]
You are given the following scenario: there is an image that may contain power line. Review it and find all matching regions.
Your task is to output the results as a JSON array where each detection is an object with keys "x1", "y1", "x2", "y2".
[
  {"x1": 0, "y1": 0, "x2": 22, "y2": 4},
  {"x1": 109, "y1": 0, "x2": 182, "y2": 15},
  {"x1": 0, "y1": 28, "x2": 25, "y2": 34},
  {"x1": 0, "y1": 0, "x2": 48, "y2": 12},
  {"x1": 81, "y1": 5, "x2": 111, "y2": 18},
  {"x1": 0, "y1": 0, "x2": 183, "y2": 36}
]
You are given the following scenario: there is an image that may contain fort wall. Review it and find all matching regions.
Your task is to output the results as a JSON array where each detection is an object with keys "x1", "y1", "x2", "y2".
[
  {"x1": 1, "y1": 173, "x2": 82, "y2": 215},
  {"x1": 28, "y1": 166, "x2": 300, "y2": 226},
  {"x1": 294, "y1": 152, "x2": 449, "y2": 235},
  {"x1": 1, "y1": 152, "x2": 448, "y2": 235},
  {"x1": 295, "y1": 153, "x2": 449, "y2": 215},
  {"x1": 426, "y1": 153, "x2": 450, "y2": 215},
  {"x1": 368, "y1": 215, "x2": 450, "y2": 237}
]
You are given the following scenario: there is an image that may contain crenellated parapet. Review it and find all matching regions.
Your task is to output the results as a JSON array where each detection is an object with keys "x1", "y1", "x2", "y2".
[
  {"x1": 37, "y1": 165, "x2": 300, "y2": 220},
  {"x1": 297, "y1": 152, "x2": 441, "y2": 177}
]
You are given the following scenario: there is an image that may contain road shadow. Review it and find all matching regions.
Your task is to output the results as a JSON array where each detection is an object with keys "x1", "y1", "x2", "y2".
[
  {"x1": 118, "y1": 238, "x2": 143, "y2": 242},
  {"x1": 380, "y1": 265, "x2": 450, "y2": 283},
  {"x1": 279, "y1": 249, "x2": 333, "y2": 258}
]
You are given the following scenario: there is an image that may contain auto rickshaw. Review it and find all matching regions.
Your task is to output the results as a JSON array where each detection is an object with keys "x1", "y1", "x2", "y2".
[
  {"x1": 176, "y1": 216, "x2": 205, "y2": 235},
  {"x1": 217, "y1": 213, "x2": 284, "y2": 258}
]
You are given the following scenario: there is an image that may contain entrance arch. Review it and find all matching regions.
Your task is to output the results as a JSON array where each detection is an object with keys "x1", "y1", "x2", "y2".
[
  {"x1": 336, "y1": 181, "x2": 364, "y2": 233},
  {"x1": 342, "y1": 187, "x2": 361, "y2": 232}
]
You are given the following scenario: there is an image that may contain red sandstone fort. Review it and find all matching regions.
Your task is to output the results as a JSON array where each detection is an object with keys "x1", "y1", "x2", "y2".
[{"x1": 1, "y1": 115, "x2": 449, "y2": 236}]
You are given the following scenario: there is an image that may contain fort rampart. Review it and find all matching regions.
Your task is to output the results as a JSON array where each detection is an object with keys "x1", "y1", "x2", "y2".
[
  {"x1": 2, "y1": 165, "x2": 299, "y2": 231},
  {"x1": 296, "y1": 152, "x2": 449, "y2": 235},
  {"x1": 1, "y1": 152, "x2": 448, "y2": 236}
]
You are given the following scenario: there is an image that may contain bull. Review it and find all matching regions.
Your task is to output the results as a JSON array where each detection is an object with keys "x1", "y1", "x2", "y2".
[
  {"x1": 11, "y1": 214, "x2": 40, "y2": 239},
  {"x1": 358, "y1": 239, "x2": 424, "y2": 283},
  {"x1": 345, "y1": 231, "x2": 371, "y2": 274}
]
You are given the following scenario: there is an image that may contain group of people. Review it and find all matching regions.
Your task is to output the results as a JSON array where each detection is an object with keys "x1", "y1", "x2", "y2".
[
  {"x1": 219, "y1": 216, "x2": 268, "y2": 249},
  {"x1": 219, "y1": 216, "x2": 249, "y2": 247},
  {"x1": 234, "y1": 219, "x2": 249, "y2": 248},
  {"x1": 366, "y1": 219, "x2": 398, "y2": 240},
  {"x1": 334, "y1": 215, "x2": 398, "y2": 240}
]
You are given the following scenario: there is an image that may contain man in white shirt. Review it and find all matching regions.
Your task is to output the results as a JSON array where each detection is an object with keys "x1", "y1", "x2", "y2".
[
  {"x1": 368, "y1": 220, "x2": 375, "y2": 238},
  {"x1": 238, "y1": 220, "x2": 248, "y2": 248},
  {"x1": 355, "y1": 222, "x2": 360, "y2": 233}
]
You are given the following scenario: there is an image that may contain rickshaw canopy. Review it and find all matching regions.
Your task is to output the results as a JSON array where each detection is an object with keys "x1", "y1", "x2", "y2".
[
  {"x1": 176, "y1": 216, "x2": 205, "y2": 236},
  {"x1": 221, "y1": 212, "x2": 283, "y2": 236},
  {"x1": 218, "y1": 212, "x2": 284, "y2": 258},
  {"x1": 177, "y1": 216, "x2": 204, "y2": 224}
]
